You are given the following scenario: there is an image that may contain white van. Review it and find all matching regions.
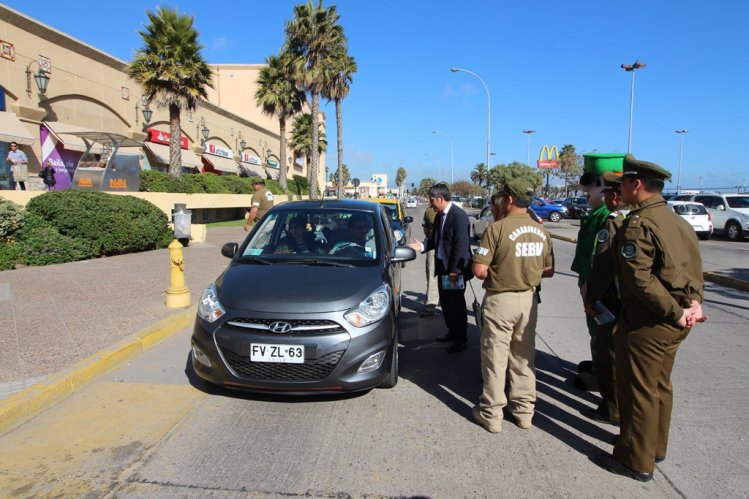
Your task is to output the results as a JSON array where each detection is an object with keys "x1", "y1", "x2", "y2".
[{"x1": 674, "y1": 193, "x2": 749, "y2": 241}]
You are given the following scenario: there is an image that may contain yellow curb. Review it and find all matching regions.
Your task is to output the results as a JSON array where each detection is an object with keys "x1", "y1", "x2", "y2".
[{"x1": 0, "y1": 306, "x2": 197, "y2": 437}]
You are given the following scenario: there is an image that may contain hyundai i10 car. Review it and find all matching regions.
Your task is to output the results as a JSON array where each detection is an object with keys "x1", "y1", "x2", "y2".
[{"x1": 191, "y1": 200, "x2": 417, "y2": 394}]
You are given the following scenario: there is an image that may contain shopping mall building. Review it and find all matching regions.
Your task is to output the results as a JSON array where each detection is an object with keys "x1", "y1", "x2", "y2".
[{"x1": 0, "y1": 4, "x2": 325, "y2": 191}]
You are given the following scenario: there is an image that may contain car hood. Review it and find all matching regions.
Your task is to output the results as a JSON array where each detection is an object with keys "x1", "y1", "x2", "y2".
[{"x1": 215, "y1": 262, "x2": 387, "y2": 313}]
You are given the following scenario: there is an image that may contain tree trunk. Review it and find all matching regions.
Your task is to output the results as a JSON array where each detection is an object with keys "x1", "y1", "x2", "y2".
[
  {"x1": 278, "y1": 117, "x2": 288, "y2": 190},
  {"x1": 309, "y1": 93, "x2": 320, "y2": 200},
  {"x1": 169, "y1": 103, "x2": 182, "y2": 178},
  {"x1": 336, "y1": 98, "x2": 343, "y2": 199}
]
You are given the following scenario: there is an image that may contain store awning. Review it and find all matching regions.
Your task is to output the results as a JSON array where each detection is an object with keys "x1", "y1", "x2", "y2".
[
  {"x1": 239, "y1": 161, "x2": 266, "y2": 178},
  {"x1": 144, "y1": 142, "x2": 203, "y2": 169},
  {"x1": 203, "y1": 154, "x2": 240, "y2": 174},
  {"x1": 43, "y1": 122, "x2": 95, "y2": 152},
  {"x1": 264, "y1": 167, "x2": 279, "y2": 180},
  {"x1": 0, "y1": 111, "x2": 35, "y2": 145}
]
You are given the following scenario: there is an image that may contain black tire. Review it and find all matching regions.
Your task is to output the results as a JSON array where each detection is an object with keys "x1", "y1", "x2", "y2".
[
  {"x1": 698, "y1": 232, "x2": 711, "y2": 241},
  {"x1": 726, "y1": 221, "x2": 743, "y2": 241},
  {"x1": 549, "y1": 211, "x2": 562, "y2": 223},
  {"x1": 379, "y1": 341, "x2": 398, "y2": 388}
]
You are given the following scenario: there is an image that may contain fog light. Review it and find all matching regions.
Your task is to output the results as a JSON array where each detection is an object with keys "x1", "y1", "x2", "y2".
[
  {"x1": 358, "y1": 350, "x2": 386, "y2": 373},
  {"x1": 192, "y1": 345, "x2": 212, "y2": 367}
]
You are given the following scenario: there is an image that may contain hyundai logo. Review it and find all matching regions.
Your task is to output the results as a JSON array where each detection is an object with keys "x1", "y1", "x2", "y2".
[{"x1": 269, "y1": 322, "x2": 292, "y2": 333}]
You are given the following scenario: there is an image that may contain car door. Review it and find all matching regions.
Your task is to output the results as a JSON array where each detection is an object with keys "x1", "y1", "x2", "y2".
[
  {"x1": 473, "y1": 206, "x2": 493, "y2": 238},
  {"x1": 695, "y1": 195, "x2": 725, "y2": 230},
  {"x1": 532, "y1": 197, "x2": 549, "y2": 218}
]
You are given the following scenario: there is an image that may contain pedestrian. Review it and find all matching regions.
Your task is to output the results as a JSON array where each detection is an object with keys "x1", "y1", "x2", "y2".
[
  {"x1": 243, "y1": 178, "x2": 274, "y2": 231},
  {"x1": 5, "y1": 141, "x2": 29, "y2": 190},
  {"x1": 40, "y1": 160, "x2": 57, "y2": 191},
  {"x1": 418, "y1": 204, "x2": 439, "y2": 318},
  {"x1": 408, "y1": 183, "x2": 473, "y2": 353},
  {"x1": 580, "y1": 171, "x2": 628, "y2": 425},
  {"x1": 592, "y1": 154, "x2": 707, "y2": 482},
  {"x1": 471, "y1": 179, "x2": 554, "y2": 432}
]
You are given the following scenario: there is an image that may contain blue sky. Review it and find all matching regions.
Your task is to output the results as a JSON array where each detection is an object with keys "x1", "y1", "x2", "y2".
[{"x1": 6, "y1": 0, "x2": 749, "y2": 191}]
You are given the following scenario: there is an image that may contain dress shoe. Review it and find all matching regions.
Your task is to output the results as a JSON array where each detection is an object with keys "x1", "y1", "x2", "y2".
[
  {"x1": 577, "y1": 360, "x2": 593, "y2": 373},
  {"x1": 436, "y1": 333, "x2": 455, "y2": 343},
  {"x1": 582, "y1": 407, "x2": 620, "y2": 426},
  {"x1": 655, "y1": 455, "x2": 666, "y2": 463},
  {"x1": 472, "y1": 406, "x2": 501, "y2": 433},
  {"x1": 592, "y1": 452, "x2": 653, "y2": 482},
  {"x1": 418, "y1": 305, "x2": 436, "y2": 318},
  {"x1": 446, "y1": 341, "x2": 467, "y2": 353}
]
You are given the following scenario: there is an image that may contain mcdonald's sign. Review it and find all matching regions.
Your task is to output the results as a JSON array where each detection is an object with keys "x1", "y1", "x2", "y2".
[{"x1": 537, "y1": 145, "x2": 560, "y2": 169}]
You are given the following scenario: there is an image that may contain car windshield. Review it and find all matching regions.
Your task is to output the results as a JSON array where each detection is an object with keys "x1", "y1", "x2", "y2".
[
  {"x1": 727, "y1": 196, "x2": 749, "y2": 208},
  {"x1": 241, "y1": 208, "x2": 379, "y2": 263}
]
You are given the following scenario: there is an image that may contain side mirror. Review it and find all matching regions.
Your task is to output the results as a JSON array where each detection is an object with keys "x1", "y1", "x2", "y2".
[
  {"x1": 221, "y1": 242, "x2": 238, "y2": 258},
  {"x1": 392, "y1": 245, "x2": 417, "y2": 263},
  {"x1": 403, "y1": 216, "x2": 413, "y2": 224},
  {"x1": 718, "y1": 205, "x2": 726, "y2": 211}
]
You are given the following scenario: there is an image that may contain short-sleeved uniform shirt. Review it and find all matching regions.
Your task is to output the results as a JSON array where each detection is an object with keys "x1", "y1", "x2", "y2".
[
  {"x1": 251, "y1": 186, "x2": 274, "y2": 220},
  {"x1": 473, "y1": 212, "x2": 554, "y2": 292},
  {"x1": 612, "y1": 194, "x2": 704, "y2": 328}
]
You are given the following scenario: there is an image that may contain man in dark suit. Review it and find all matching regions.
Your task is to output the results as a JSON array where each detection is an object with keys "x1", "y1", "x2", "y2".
[{"x1": 409, "y1": 183, "x2": 473, "y2": 353}]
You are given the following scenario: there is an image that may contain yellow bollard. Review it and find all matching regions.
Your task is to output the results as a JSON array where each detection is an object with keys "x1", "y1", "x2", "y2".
[{"x1": 165, "y1": 239, "x2": 191, "y2": 308}]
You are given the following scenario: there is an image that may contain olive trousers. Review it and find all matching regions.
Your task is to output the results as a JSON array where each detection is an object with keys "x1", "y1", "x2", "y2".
[
  {"x1": 424, "y1": 249, "x2": 439, "y2": 307},
  {"x1": 478, "y1": 289, "x2": 536, "y2": 425},
  {"x1": 613, "y1": 320, "x2": 690, "y2": 472},
  {"x1": 594, "y1": 321, "x2": 619, "y2": 421}
]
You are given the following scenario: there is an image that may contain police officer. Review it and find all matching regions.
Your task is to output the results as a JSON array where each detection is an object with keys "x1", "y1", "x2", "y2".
[
  {"x1": 581, "y1": 171, "x2": 628, "y2": 425},
  {"x1": 419, "y1": 205, "x2": 439, "y2": 318},
  {"x1": 592, "y1": 155, "x2": 707, "y2": 482},
  {"x1": 471, "y1": 179, "x2": 554, "y2": 432},
  {"x1": 244, "y1": 178, "x2": 274, "y2": 231}
]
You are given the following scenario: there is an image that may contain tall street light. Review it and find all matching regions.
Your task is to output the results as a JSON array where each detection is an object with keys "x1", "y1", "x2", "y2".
[
  {"x1": 432, "y1": 130, "x2": 454, "y2": 183},
  {"x1": 450, "y1": 67, "x2": 491, "y2": 173},
  {"x1": 621, "y1": 59, "x2": 646, "y2": 153},
  {"x1": 675, "y1": 129, "x2": 688, "y2": 194},
  {"x1": 522, "y1": 130, "x2": 535, "y2": 166}
]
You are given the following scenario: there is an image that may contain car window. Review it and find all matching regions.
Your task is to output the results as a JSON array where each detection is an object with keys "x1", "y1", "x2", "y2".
[
  {"x1": 241, "y1": 209, "x2": 379, "y2": 262},
  {"x1": 726, "y1": 195, "x2": 749, "y2": 208},
  {"x1": 479, "y1": 207, "x2": 493, "y2": 221},
  {"x1": 694, "y1": 196, "x2": 719, "y2": 208},
  {"x1": 380, "y1": 203, "x2": 399, "y2": 221}
]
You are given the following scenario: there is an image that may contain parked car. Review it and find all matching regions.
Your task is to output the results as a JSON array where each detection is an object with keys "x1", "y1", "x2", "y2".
[
  {"x1": 191, "y1": 200, "x2": 417, "y2": 394},
  {"x1": 452, "y1": 196, "x2": 465, "y2": 208},
  {"x1": 667, "y1": 201, "x2": 713, "y2": 240},
  {"x1": 676, "y1": 193, "x2": 749, "y2": 241},
  {"x1": 531, "y1": 196, "x2": 568, "y2": 222},
  {"x1": 471, "y1": 206, "x2": 543, "y2": 239},
  {"x1": 405, "y1": 198, "x2": 418, "y2": 208},
  {"x1": 562, "y1": 196, "x2": 592, "y2": 219},
  {"x1": 367, "y1": 197, "x2": 413, "y2": 245}
]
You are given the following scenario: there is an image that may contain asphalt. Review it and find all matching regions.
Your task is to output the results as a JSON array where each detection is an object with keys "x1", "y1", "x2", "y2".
[{"x1": 0, "y1": 222, "x2": 746, "y2": 436}]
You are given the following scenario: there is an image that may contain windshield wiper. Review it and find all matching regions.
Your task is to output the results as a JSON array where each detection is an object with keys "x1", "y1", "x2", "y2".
[
  {"x1": 239, "y1": 256, "x2": 273, "y2": 265},
  {"x1": 282, "y1": 259, "x2": 355, "y2": 268}
]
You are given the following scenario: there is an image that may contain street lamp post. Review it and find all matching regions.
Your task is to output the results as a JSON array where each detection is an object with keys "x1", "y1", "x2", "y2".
[
  {"x1": 450, "y1": 67, "x2": 491, "y2": 172},
  {"x1": 432, "y1": 130, "x2": 454, "y2": 183},
  {"x1": 621, "y1": 60, "x2": 646, "y2": 153},
  {"x1": 522, "y1": 130, "x2": 535, "y2": 166},
  {"x1": 675, "y1": 129, "x2": 688, "y2": 194}
]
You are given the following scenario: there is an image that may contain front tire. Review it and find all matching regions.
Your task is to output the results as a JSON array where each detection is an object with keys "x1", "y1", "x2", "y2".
[
  {"x1": 549, "y1": 212, "x2": 562, "y2": 222},
  {"x1": 726, "y1": 221, "x2": 743, "y2": 241},
  {"x1": 379, "y1": 341, "x2": 399, "y2": 388}
]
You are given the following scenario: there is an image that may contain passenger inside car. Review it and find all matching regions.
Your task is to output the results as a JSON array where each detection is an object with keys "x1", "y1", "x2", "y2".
[{"x1": 273, "y1": 216, "x2": 322, "y2": 255}]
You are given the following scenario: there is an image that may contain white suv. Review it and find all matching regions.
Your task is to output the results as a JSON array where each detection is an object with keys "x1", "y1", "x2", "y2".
[{"x1": 674, "y1": 193, "x2": 749, "y2": 241}]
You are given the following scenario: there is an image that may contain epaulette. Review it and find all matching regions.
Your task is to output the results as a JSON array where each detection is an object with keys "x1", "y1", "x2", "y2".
[{"x1": 628, "y1": 214, "x2": 642, "y2": 227}]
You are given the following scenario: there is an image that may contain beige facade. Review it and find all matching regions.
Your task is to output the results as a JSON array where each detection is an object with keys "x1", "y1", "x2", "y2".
[{"x1": 0, "y1": 4, "x2": 324, "y2": 191}]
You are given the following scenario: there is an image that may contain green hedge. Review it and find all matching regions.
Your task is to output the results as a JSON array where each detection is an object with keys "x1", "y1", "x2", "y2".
[
  {"x1": 0, "y1": 198, "x2": 25, "y2": 243},
  {"x1": 138, "y1": 170, "x2": 297, "y2": 195}
]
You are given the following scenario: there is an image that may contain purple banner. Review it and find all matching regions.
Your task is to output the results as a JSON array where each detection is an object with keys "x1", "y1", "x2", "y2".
[{"x1": 41, "y1": 126, "x2": 81, "y2": 190}]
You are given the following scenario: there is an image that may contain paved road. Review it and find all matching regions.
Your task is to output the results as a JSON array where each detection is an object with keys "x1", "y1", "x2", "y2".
[{"x1": 0, "y1": 205, "x2": 747, "y2": 497}]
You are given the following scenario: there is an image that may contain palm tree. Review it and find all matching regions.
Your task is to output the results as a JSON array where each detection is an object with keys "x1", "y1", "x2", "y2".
[
  {"x1": 322, "y1": 44, "x2": 357, "y2": 199},
  {"x1": 289, "y1": 113, "x2": 327, "y2": 179},
  {"x1": 129, "y1": 7, "x2": 212, "y2": 177},
  {"x1": 285, "y1": 0, "x2": 344, "y2": 199},
  {"x1": 470, "y1": 162, "x2": 489, "y2": 192},
  {"x1": 255, "y1": 53, "x2": 306, "y2": 191}
]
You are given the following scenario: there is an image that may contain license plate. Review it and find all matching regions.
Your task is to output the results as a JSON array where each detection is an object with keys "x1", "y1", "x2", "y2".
[{"x1": 250, "y1": 344, "x2": 304, "y2": 364}]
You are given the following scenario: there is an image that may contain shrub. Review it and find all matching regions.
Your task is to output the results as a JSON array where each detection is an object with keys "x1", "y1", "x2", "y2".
[
  {"x1": 0, "y1": 198, "x2": 25, "y2": 242},
  {"x1": 139, "y1": 170, "x2": 182, "y2": 192},
  {"x1": 221, "y1": 175, "x2": 253, "y2": 194},
  {"x1": 180, "y1": 173, "x2": 226, "y2": 193},
  {"x1": 0, "y1": 241, "x2": 20, "y2": 271},
  {"x1": 25, "y1": 190, "x2": 171, "y2": 256},
  {"x1": 292, "y1": 175, "x2": 309, "y2": 195},
  {"x1": 15, "y1": 225, "x2": 95, "y2": 266}
]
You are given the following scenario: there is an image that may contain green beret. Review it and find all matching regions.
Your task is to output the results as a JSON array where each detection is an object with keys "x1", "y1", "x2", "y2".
[
  {"x1": 498, "y1": 178, "x2": 535, "y2": 198},
  {"x1": 583, "y1": 152, "x2": 627, "y2": 174},
  {"x1": 621, "y1": 154, "x2": 672, "y2": 181}
]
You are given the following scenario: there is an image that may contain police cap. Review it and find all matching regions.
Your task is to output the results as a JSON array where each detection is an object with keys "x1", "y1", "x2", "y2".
[
  {"x1": 620, "y1": 154, "x2": 672, "y2": 181},
  {"x1": 252, "y1": 177, "x2": 266, "y2": 185},
  {"x1": 497, "y1": 178, "x2": 535, "y2": 198}
]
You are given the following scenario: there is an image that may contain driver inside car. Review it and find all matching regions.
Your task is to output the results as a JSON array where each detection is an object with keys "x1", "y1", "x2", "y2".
[{"x1": 329, "y1": 214, "x2": 372, "y2": 256}]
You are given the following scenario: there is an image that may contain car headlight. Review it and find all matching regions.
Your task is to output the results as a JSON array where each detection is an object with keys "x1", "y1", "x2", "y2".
[
  {"x1": 198, "y1": 283, "x2": 225, "y2": 323},
  {"x1": 344, "y1": 284, "x2": 391, "y2": 327}
]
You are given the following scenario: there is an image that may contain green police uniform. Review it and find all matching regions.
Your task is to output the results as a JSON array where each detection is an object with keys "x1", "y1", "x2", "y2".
[
  {"x1": 472, "y1": 179, "x2": 554, "y2": 429},
  {"x1": 422, "y1": 206, "x2": 439, "y2": 308},
  {"x1": 584, "y1": 208, "x2": 627, "y2": 422},
  {"x1": 609, "y1": 157, "x2": 704, "y2": 474},
  {"x1": 250, "y1": 186, "x2": 274, "y2": 222}
]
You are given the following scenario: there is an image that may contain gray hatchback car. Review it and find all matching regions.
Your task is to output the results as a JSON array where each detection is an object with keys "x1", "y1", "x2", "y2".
[{"x1": 191, "y1": 200, "x2": 417, "y2": 394}]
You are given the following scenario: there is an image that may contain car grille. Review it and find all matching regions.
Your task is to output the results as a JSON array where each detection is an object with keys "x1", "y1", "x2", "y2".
[
  {"x1": 226, "y1": 318, "x2": 345, "y2": 335},
  {"x1": 220, "y1": 347, "x2": 344, "y2": 381}
]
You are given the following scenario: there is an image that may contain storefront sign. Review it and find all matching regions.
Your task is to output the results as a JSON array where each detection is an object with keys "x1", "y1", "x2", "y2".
[
  {"x1": 240, "y1": 152, "x2": 261, "y2": 165},
  {"x1": 204, "y1": 143, "x2": 233, "y2": 158},
  {"x1": 147, "y1": 128, "x2": 188, "y2": 149},
  {"x1": 267, "y1": 158, "x2": 279, "y2": 168}
]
